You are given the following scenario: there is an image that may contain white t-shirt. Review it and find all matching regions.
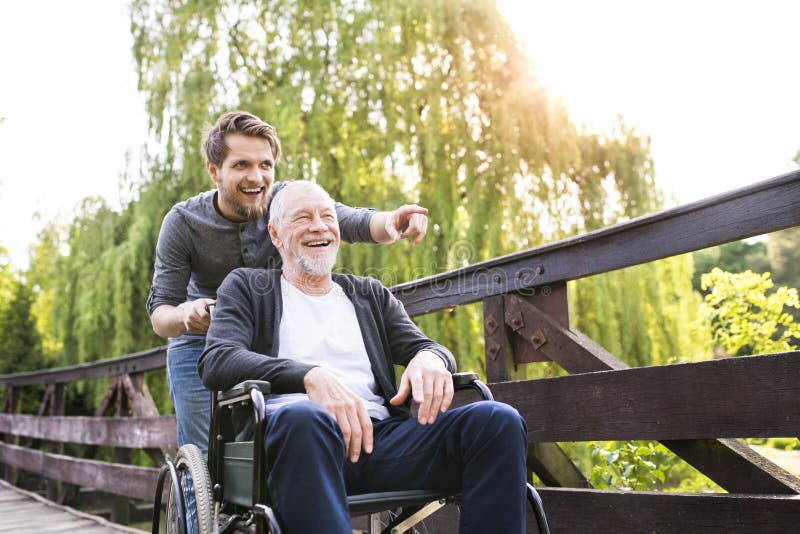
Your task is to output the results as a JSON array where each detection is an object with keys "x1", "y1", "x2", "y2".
[{"x1": 266, "y1": 277, "x2": 390, "y2": 420}]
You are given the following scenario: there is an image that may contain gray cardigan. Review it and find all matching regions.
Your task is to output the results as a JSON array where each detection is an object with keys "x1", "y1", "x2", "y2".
[{"x1": 198, "y1": 269, "x2": 456, "y2": 418}]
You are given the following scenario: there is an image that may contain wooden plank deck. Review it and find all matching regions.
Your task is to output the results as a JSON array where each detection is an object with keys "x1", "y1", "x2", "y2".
[{"x1": 0, "y1": 479, "x2": 145, "y2": 533}]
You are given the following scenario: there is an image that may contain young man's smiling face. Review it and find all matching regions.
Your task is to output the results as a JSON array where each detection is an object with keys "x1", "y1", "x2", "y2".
[
  {"x1": 207, "y1": 133, "x2": 275, "y2": 222},
  {"x1": 270, "y1": 184, "x2": 340, "y2": 278}
]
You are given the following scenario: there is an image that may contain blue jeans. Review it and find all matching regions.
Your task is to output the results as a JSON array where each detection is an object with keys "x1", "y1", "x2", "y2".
[
  {"x1": 263, "y1": 400, "x2": 528, "y2": 534},
  {"x1": 167, "y1": 337, "x2": 210, "y2": 534},
  {"x1": 167, "y1": 337, "x2": 211, "y2": 455}
]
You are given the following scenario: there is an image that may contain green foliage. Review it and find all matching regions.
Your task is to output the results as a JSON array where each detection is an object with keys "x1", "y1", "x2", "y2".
[
  {"x1": 769, "y1": 438, "x2": 800, "y2": 451},
  {"x1": 27, "y1": 188, "x2": 175, "y2": 413},
  {"x1": 27, "y1": 219, "x2": 66, "y2": 361},
  {"x1": 767, "y1": 227, "x2": 800, "y2": 292},
  {"x1": 692, "y1": 240, "x2": 770, "y2": 294},
  {"x1": 565, "y1": 441, "x2": 722, "y2": 493},
  {"x1": 748, "y1": 437, "x2": 800, "y2": 451},
  {"x1": 700, "y1": 268, "x2": 800, "y2": 356},
  {"x1": 589, "y1": 441, "x2": 665, "y2": 490},
  {"x1": 0, "y1": 247, "x2": 15, "y2": 304},
  {"x1": 0, "y1": 280, "x2": 44, "y2": 374},
  {"x1": 0, "y1": 276, "x2": 47, "y2": 413},
  {"x1": 569, "y1": 254, "x2": 707, "y2": 368}
]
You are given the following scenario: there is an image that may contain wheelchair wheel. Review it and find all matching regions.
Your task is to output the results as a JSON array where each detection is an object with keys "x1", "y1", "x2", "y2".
[{"x1": 165, "y1": 444, "x2": 214, "y2": 534}]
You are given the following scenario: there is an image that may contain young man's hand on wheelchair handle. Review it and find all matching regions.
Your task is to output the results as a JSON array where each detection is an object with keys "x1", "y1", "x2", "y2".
[
  {"x1": 181, "y1": 298, "x2": 216, "y2": 333},
  {"x1": 303, "y1": 366, "x2": 374, "y2": 463},
  {"x1": 390, "y1": 350, "x2": 454, "y2": 426}
]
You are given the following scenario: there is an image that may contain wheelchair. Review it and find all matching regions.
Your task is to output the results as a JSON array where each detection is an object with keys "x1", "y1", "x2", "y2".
[{"x1": 152, "y1": 373, "x2": 551, "y2": 534}]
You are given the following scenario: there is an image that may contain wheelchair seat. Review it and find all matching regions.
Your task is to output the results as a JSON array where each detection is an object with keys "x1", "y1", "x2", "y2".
[{"x1": 223, "y1": 440, "x2": 454, "y2": 514}]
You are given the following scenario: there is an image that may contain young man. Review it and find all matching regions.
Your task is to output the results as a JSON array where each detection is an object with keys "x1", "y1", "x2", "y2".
[
  {"x1": 147, "y1": 111, "x2": 430, "y2": 456},
  {"x1": 199, "y1": 181, "x2": 528, "y2": 533}
]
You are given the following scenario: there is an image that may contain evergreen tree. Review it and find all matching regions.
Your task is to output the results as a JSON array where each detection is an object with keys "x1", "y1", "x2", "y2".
[{"x1": 0, "y1": 280, "x2": 44, "y2": 375}]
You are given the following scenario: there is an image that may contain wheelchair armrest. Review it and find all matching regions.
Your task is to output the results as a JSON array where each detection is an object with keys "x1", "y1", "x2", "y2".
[
  {"x1": 218, "y1": 380, "x2": 272, "y2": 403},
  {"x1": 452, "y1": 372, "x2": 478, "y2": 388},
  {"x1": 452, "y1": 372, "x2": 493, "y2": 401}
]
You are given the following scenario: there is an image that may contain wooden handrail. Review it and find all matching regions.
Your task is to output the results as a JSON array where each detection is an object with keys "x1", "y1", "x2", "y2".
[
  {"x1": 0, "y1": 346, "x2": 166, "y2": 387},
  {"x1": 0, "y1": 442, "x2": 157, "y2": 501},
  {"x1": 0, "y1": 414, "x2": 177, "y2": 449},
  {"x1": 393, "y1": 170, "x2": 800, "y2": 316}
]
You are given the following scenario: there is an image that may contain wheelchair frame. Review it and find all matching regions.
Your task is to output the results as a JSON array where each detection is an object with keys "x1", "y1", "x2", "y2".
[{"x1": 153, "y1": 373, "x2": 550, "y2": 534}]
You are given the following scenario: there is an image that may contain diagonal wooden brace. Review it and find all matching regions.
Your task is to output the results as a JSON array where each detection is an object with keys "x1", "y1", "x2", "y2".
[{"x1": 120, "y1": 373, "x2": 167, "y2": 467}]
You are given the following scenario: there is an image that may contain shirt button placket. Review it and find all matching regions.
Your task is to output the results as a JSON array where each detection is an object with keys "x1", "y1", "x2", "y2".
[{"x1": 240, "y1": 223, "x2": 250, "y2": 264}]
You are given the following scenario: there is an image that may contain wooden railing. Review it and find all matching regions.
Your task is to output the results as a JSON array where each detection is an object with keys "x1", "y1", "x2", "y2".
[
  {"x1": 1, "y1": 170, "x2": 798, "y2": 532},
  {"x1": 0, "y1": 347, "x2": 174, "y2": 524}
]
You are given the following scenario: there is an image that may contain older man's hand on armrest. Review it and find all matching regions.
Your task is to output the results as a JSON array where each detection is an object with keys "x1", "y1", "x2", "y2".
[
  {"x1": 390, "y1": 350, "x2": 454, "y2": 425},
  {"x1": 303, "y1": 367, "x2": 374, "y2": 463}
]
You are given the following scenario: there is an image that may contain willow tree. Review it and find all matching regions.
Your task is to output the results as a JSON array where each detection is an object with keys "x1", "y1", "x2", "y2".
[
  {"x1": 22, "y1": 0, "x2": 703, "y2": 405},
  {"x1": 129, "y1": 0, "x2": 707, "y2": 371}
]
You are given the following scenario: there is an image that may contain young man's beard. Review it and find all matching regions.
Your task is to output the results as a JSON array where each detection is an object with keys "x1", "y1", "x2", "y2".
[{"x1": 219, "y1": 183, "x2": 270, "y2": 221}]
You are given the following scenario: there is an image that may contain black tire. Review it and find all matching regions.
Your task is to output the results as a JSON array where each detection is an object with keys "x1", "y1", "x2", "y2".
[{"x1": 165, "y1": 444, "x2": 214, "y2": 534}]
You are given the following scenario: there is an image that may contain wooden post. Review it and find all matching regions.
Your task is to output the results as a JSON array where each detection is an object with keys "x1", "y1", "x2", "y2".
[
  {"x1": 2, "y1": 387, "x2": 22, "y2": 484},
  {"x1": 110, "y1": 378, "x2": 131, "y2": 525},
  {"x1": 483, "y1": 295, "x2": 511, "y2": 383},
  {"x1": 46, "y1": 384, "x2": 65, "y2": 502},
  {"x1": 122, "y1": 373, "x2": 167, "y2": 466}
]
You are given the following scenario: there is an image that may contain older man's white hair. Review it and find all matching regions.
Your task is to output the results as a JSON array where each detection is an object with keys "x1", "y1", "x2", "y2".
[{"x1": 268, "y1": 180, "x2": 336, "y2": 230}]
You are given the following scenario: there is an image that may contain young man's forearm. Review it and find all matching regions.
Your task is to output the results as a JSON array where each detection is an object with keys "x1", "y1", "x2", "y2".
[
  {"x1": 150, "y1": 298, "x2": 215, "y2": 338},
  {"x1": 150, "y1": 304, "x2": 187, "y2": 338}
]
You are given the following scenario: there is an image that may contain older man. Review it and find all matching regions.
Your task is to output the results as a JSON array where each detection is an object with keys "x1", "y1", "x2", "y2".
[{"x1": 199, "y1": 181, "x2": 528, "y2": 533}]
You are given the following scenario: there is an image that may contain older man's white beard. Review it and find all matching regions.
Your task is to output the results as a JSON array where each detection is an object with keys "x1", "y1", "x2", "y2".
[{"x1": 297, "y1": 242, "x2": 339, "y2": 276}]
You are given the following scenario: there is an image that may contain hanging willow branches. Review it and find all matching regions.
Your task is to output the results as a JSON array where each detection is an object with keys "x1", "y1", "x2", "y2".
[{"x1": 24, "y1": 1, "x2": 703, "y2": 406}]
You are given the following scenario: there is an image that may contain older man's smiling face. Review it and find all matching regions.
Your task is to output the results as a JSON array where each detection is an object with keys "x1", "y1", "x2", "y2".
[{"x1": 272, "y1": 184, "x2": 340, "y2": 278}]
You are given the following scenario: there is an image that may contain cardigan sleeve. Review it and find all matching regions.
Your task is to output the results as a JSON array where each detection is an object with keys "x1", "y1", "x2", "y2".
[{"x1": 198, "y1": 269, "x2": 317, "y2": 393}]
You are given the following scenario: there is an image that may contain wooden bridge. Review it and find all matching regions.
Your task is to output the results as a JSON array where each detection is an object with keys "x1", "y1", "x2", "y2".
[
  {"x1": 1, "y1": 171, "x2": 798, "y2": 533},
  {"x1": 0, "y1": 478, "x2": 144, "y2": 533}
]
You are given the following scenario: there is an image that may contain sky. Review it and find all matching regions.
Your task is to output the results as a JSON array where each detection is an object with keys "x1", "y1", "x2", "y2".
[
  {"x1": 499, "y1": 0, "x2": 800, "y2": 202},
  {"x1": 0, "y1": 1, "x2": 147, "y2": 269},
  {"x1": 1, "y1": 0, "x2": 798, "y2": 269}
]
